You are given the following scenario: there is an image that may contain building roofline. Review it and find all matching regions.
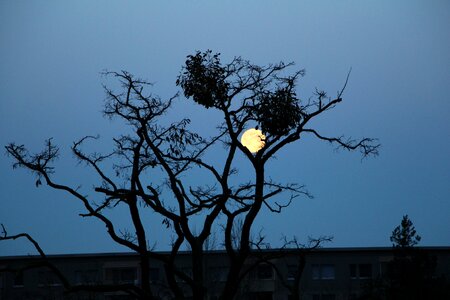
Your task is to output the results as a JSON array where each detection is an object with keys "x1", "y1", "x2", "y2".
[{"x1": 1, "y1": 246, "x2": 449, "y2": 261}]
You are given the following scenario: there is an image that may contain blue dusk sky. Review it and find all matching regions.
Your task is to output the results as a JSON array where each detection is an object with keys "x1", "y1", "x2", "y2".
[{"x1": 0, "y1": 1, "x2": 449, "y2": 256}]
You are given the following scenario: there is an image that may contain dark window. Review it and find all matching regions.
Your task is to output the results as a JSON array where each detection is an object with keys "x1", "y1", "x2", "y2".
[
  {"x1": 349, "y1": 264, "x2": 357, "y2": 278},
  {"x1": 210, "y1": 267, "x2": 228, "y2": 282},
  {"x1": 312, "y1": 264, "x2": 320, "y2": 279},
  {"x1": 312, "y1": 264, "x2": 335, "y2": 280},
  {"x1": 121, "y1": 268, "x2": 136, "y2": 282},
  {"x1": 349, "y1": 264, "x2": 372, "y2": 279},
  {"x1": 175, "y1": 267, "x2": 192, "y2": 282},
  {"x1": 38, "y1": 270, "x2": 60, "y2": 286},
  {"x1": 105, "y1": 267, "x2": 137, "y2": 284},
  {"x1": 379, "y1": 262, "x2": 388, "y2": 276},
  {"x1": 321, "y1": 265, "x2": 335, "y2": 279},
  {"x1": 312, "y1": 295, "x2": 336, "y2": 300},
  {"x1": 257, "y1": 264, "x2": 273, "y2": 280},
  {"x1": 149, "y1": 268, "x2": 159, "y2": 282},
  {"x1": 359, "y1": 264, "x2": 372, "y2": 278},
  {"x1": 75, "y1": 270, "x2": 98, "y2": 284},
  {"x1": 13, "y1": 272, "x2": 24, "y2": 286},
  {"x1": 287, "y1": 265, "x2": 298, "y2": 281}
]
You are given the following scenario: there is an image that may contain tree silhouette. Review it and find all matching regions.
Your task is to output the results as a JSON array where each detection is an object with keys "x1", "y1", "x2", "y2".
[
  {"x1": 3, "y1": 50, "x2": 379, "y2": 300},
  {"x1": 359, "y1": 216, "x2": 449, "y2": 300},
  {"x1": 383, "y1": 215, "x2": 450, "y2": 300},
  {"x1": 390, "y1": 215, "x2": 421, "y2": 248}
]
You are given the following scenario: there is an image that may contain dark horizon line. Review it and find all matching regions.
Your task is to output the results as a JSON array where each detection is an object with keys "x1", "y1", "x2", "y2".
[{"x1": 2, "y1": 245, "x2": 450, "y2": 260}]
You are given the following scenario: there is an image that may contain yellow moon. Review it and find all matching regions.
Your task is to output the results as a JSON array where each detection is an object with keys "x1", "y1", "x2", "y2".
[{"x1": 241, "y1": 128, "x2": 266, "y2": 153}]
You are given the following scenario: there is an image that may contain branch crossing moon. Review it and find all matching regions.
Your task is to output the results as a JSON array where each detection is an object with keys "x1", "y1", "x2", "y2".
[{"x1": 241, "y1": 128, "x2": 266, "y2": 153}]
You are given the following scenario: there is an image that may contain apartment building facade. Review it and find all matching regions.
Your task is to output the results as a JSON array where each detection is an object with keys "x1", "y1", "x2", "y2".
[{"x1": 0, "y1": 247, "x2": 449, "y2": 300}]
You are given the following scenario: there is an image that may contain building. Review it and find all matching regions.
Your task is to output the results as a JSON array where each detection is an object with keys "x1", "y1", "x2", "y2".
[{"x1": 0, "y1": 247, "x2": 449, "y2": 300}]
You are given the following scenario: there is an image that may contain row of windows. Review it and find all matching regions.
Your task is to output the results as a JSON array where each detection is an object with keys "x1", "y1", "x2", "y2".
[
  {"x1": 141, "y1": 263, "x2": 372, "y2": 281},
  {"x1": 208, "y1": 263, "x2": 372, "y2": 281},
  {"x1": 310, "y1": 264, "x2": 372, "y2": 280},
  {"x1": 11, "y1": 268, "x2": 141, "y2": 287},
  {"x1": 9, "y1": 263, "x2": 373, "y2": 287}
]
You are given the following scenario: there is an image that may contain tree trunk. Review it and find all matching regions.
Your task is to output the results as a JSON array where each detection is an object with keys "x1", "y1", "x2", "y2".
[
  {"x1": 139, "y1": 254, "x2": 155, "y2": 300},
  {"x1": 220, "y1": 256, "x2": 245, "y2": 300},
  {"x1": 191, "y1": 241, "x2": 206, "y2": 300}
]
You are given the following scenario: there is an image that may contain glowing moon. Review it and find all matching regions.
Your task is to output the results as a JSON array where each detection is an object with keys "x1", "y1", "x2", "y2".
[{"x1": 241, "y1": 128, "x2": 266, "y2": 153}]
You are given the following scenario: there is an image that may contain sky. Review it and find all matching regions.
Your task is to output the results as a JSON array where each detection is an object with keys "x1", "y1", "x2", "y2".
[{"x1": 0, "y1": 0, "x2": 449, "y2": 256}]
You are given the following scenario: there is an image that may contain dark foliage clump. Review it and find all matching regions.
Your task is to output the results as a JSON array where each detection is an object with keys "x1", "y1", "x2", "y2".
[
  {"x1": 390, "y1": 215, "x2": 421, "y2": 248},
  {"x1": 177, "y1": 50, "x2": 229, "y2": 109},
  {"x1": 256, "y1": 87, "x2": 302, "y2": 136}
]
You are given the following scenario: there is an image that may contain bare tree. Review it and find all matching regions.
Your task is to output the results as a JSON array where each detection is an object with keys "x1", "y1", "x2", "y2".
[{"x1": 3, "y1": 50, "x2": 379, "y2": 300}]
